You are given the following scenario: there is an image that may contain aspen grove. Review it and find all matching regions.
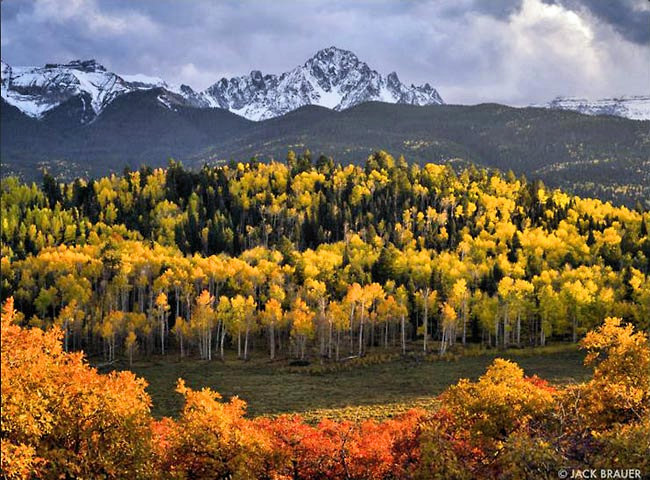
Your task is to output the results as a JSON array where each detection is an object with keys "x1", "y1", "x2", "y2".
[{"x1": 1, "y1": 152, "x2": 648, "y2": 362}]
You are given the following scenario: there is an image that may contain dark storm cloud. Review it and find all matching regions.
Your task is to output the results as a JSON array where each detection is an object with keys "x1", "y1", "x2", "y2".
[
  {"x1": 551, "y1": 0, "x2": 650, "y2": 44},
  {"x1": 1, "y1": 0, "x2": 648, "y2": 105}
]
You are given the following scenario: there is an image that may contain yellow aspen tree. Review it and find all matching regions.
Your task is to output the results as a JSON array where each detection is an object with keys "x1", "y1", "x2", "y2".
[
  {"x1": 154, "y1": 293, "x2": 170, "y2": 355},
  {"x1": 289, "y1": 297, "x2": 315, "y2": 360},
  {"x1": 216, "y1": 297, "x2": 231, "y2": 360},
  {"x1": 261, "y1": 298, "x2": 283, "y2": 360},
  {"x1": 191, "y1": 290, "x2": 215, "y2": 360},
  {"x1": 440, "y1": 302, "x2": 457, "y2": 355}
]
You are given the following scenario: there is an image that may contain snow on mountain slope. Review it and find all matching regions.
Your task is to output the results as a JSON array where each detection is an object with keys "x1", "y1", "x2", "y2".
[
  {"x1": 540, "y1": 96, "x2": 650, "y2": 120},
  {"x1": 203, "y1": 47, "x2": 444, "y2": 120},
  {"x1": 1, "y1": 60, "x2": 132, "y2": 120},
  {"x1": 0, "y1": 59, "x2": 205, "y2": 121},
  {"x1": 119, "y1": 73, "x2": 208, "y2": 108}
]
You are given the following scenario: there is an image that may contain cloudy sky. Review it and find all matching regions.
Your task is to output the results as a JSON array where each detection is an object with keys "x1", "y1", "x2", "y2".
[{"x1": 1, "y1": 0, "x2": 648, "y2": 105}]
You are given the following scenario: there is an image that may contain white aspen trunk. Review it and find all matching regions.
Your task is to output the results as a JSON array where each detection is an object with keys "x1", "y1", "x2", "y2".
[
  {"x1": 208, "y1": 326, "x2": 212, "y2": 361},
  {"x1": 462, "y1": 300, "x2": 467, "y2": 345},
  {"x1": 503, "y1": 307, "x2": 509, "y2": 348},
  {"x1": 220, "y1": 327, "x2": 226, "y2": 360},
  {"x1": 180, "y1": 331, "x2": 184, "y2": 358},
  {"x1": 215, "y1": 319, "x2": 221, "y2": 356},
  {"x1": 244, "y1": 324, "x2": 249, "y2": 360},
  {"x1": 358, "y1": 304, "x2": 365, "y2": 356},
  {"x1": 349, "y1": 305, "x2": 355, "y2": 354},
  {"x1": 328, "y1": 319, "x2": 333, "y2": 359},
  {"x1": 160, "y1": 315, "x2": 165, "y2": 355},
  {"x1": 401, "y1": 314, "x2": 406, "y2": 355},
  {"x1": 175, "y1": 288, "x2": 180, "y2": 319},
  {"x1": 269, "y1": 322, "x2": 275, "y2": 360},
  {"x1": 336, "y1": 329, "x2": 340, "y2": 361},
  {"x1": 384, "y1": 320, "x2": 389, "y2": 348},
  {"x1": 423, "y1": 288, "x2": 429, "y2": 353},
  {"x1": 317, "y1": 325, "x2": 323, "y2": 357}
]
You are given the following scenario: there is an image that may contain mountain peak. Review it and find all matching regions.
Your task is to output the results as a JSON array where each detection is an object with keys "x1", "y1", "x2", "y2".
[
  {"x1": 203, "y1": 47, "x2": 443, "y2": 120},
  {"x1": 309, "y1": 46, "x2": 358, "y2": 63},
  {"x1": 317, "y1": 45, "x2": 354, "y2": 55}
]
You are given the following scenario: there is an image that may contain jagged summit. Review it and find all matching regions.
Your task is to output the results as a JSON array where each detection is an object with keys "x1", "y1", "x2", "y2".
[
  {"x1": 1, "y1": 47, "x2": 444, "y2": 122},
  {"x1": 202, "y1": 46, "x2": 443, "y2": 120}
]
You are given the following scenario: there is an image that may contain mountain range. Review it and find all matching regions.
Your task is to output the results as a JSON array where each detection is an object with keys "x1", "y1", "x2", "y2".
[
  {"x1": 1, "y1": 47, "x2": 649, "y2": 208},
  {"x1": 1, "y1": 47, "x2": 443, "y2": 122},
  {"x1": 3, "y1": 46, "x2": 648, "y2": 122}
]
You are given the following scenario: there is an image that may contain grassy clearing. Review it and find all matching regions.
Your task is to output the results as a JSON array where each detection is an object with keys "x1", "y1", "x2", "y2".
[{"x1": 113, "y1": 344, "x2": 590, "y2": 420}]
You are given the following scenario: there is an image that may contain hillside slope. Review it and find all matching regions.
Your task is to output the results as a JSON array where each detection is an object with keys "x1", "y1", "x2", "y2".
[{"x1": 1, "y1": 98, "x2": 648, "y2": 207}]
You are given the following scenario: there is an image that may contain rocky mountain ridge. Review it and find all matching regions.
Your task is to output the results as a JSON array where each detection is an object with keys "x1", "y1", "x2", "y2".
[{"x1": 1, "y1": 47, "x2": 444, "y2": 122}]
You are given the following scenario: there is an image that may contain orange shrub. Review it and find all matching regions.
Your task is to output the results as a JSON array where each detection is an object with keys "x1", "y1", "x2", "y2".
[
  {"x1": 1, "y1": 298, "x2": 153, "y2": 479},
  {"x1": 416, "y1": 359, "x2": 557, "y2": 479},
  {"x1": 153, "y1": 379, "x2": 271, "y2": 479}
]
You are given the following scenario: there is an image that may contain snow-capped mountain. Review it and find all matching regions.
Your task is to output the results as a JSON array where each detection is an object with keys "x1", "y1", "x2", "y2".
[
  {"x1": 540, "y1": 96, "x2": 650, "y2": 121},
  {"x1": 203, "y1": 47, "x2": 443, "y2": 120},
  {"x1": 0, "y1": 59, "x2": 205, "y2": 122},
  {"x1": 1, "y1": 59, "x2": 130, "y2": 120},
  {"x1": 1, "y1": 47, "x2": 443, "y2": 122}
]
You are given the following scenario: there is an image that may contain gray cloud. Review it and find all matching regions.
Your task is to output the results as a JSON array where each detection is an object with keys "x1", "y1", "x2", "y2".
[{"x1": 1, "y1": 0, "x2": 648, "y2": 105}]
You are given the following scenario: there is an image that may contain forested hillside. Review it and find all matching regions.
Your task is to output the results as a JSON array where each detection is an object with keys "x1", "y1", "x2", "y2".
[
  {"x1": 2, "y1": 151, "x2": 649, "y2": 363},
  {"x1": 2, "y1": 99, "x2": 649, "y2": 208}
]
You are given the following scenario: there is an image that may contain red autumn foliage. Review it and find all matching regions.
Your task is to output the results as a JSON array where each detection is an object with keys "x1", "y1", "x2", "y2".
[
  {"x1": 523, "y1": 374, "x2": 557, "y2": 394},
  {"x1": 256, "y1": 409, "x2": 423, "y2": 480}
]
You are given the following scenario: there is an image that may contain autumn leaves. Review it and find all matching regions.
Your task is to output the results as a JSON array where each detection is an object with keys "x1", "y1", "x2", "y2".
[
  {"x1": 3, "y1": 298, "x2": 649, "y2": 479},
  {"x1": 2, "y1": 153, "x2": 650, "y2": 364}
]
